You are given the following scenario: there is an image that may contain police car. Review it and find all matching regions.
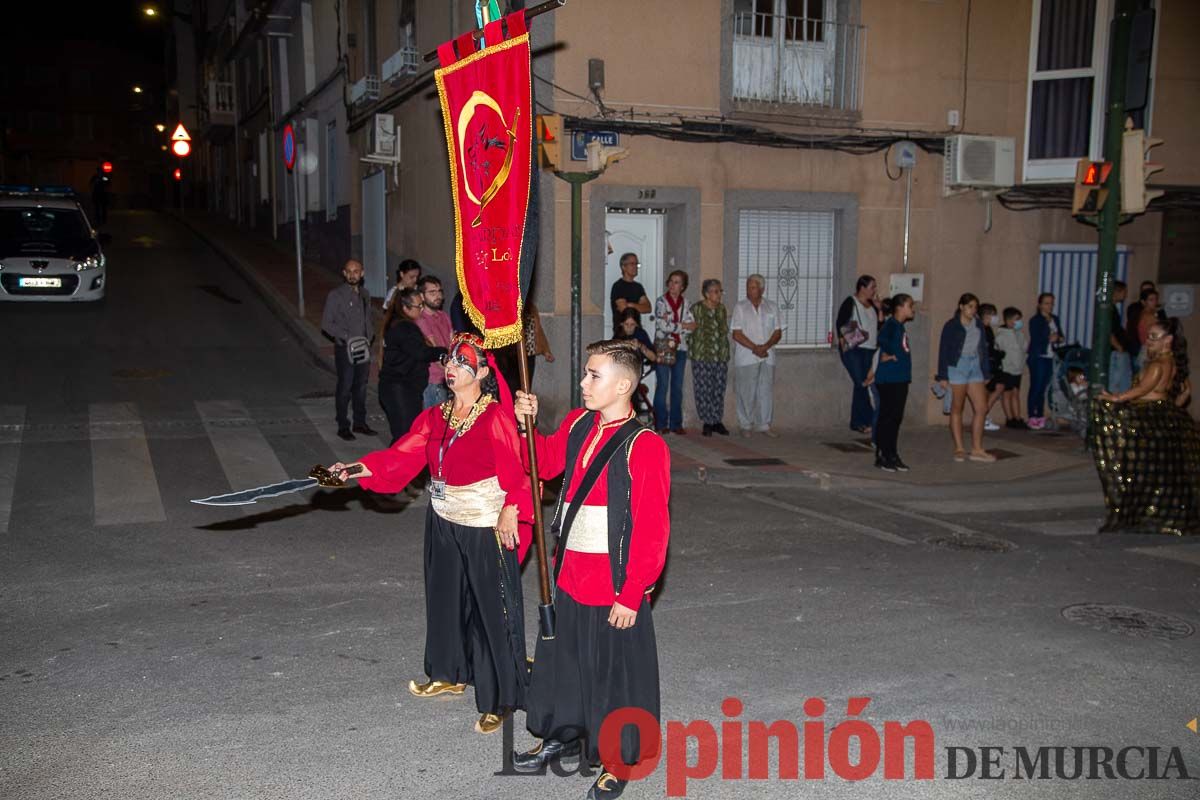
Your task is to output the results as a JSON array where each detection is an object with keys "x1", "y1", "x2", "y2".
[{"x1": 0, "y1": 186, "x2": 107, "y2": 302}]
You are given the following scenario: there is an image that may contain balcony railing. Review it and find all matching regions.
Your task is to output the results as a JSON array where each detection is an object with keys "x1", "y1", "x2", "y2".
[
  {"x1": 350, "y1": 75, "x2": 380, "y2": 106},
  {"x1": 382, "y1": 46, "x2": 420, "y2": 84},
  {"x1": 200, "y1": 81, "x2": 235, "y2": 129},
  {"x1": 732, "y1": 11, "x2": 866, "y2": 114}
]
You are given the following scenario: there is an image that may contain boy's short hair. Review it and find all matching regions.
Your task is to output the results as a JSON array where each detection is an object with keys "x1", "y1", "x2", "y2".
[
  {"x1": 1003, "y1": 306, "x2": 1022, "y2": 322},
  {"x1": 980, "y1": 303, "x2": 997, "y2": 316},
  {"x1": 1067, "y1": 366, "x2": 1086, "y2": 382},
  {"x1": 417, "y1": 275, "x2": 442, "y2": 290},
  {"x1": 585, "y1": 339, "x2": 643, "y2": 384},
  {"x1": 1113, "y1": 280, "x2": 1127, "y2": 291}
]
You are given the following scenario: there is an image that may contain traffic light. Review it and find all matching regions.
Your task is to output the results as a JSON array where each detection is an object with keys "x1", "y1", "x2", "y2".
[
  {"x1": 535, "y1": 114, "x2": 562, "y2": 170},
  {"x1": 1121, "y1": 126, "x2": 1164, "y2": 214},
  {"x1": 173, "y1": 168, "x2": 182, "y2": 181},
  {"x1": 1072, "y1": 159, "x2": 1111, "y2": 215},
  {"x1": 101, "y1": 161, "x2": 113, "y2": 174}
]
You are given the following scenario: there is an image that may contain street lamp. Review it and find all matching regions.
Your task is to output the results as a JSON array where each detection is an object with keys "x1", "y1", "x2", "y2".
[
  {"x1": 143, "y1": 6, "x2": 158, "y2": 16},
  {"x1": 133, "y1": 86, "x2": 144, "y2": 94},
  {"x1": 155, "y1": 123, "x2": 166, "y2": 132}
]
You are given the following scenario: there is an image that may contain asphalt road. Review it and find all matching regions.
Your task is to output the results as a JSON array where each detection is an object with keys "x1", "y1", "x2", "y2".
[{"x1": 1, "y1": 212, "x2": 1198, "y2": 799}]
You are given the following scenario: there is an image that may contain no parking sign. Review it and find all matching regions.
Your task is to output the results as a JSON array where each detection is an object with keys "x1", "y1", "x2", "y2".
[{"x1": 282, "y1": 123, "x2": 296, "y2": 171}]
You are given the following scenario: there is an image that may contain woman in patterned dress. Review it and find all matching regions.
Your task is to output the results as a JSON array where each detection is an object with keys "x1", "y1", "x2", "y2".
[
  {"x1": 1092, "y1": 317, "x2": 1199, "y2": 535},
  {"x1": 689, "y1": 279, "x2": 731, "y2": 436}
]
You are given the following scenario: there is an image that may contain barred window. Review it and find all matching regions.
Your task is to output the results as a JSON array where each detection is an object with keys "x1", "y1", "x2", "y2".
[{"x1": 737, "y1": 209, "x2": 835, "y2": 348}]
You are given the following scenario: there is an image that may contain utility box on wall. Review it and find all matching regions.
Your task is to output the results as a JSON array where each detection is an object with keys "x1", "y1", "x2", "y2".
[{"x1": 889, "y1": 272, "x2": 925, "y2": 303}]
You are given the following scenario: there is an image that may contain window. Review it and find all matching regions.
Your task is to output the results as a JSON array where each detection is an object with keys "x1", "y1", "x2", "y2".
[
  {"x1": 737, "y1": 209, "x2": 835, "y2": 348},
  {"x1": 362, "y1": 0, "x2": 378, "y2": 75},
  {"x1": 325, "y1": 120, "x2": 338, "y2": 221},
  {"x1": 1024, "y1": 0, "x2": 1112, "y2": 182},
  {"x1": 731, "y1": 0, "x2": 863, "y2": 113}
]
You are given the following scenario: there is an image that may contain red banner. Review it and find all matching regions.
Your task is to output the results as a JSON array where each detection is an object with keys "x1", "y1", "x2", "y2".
[{"x1": 435, "y1": 13, "x2": 535, "y2": 349}]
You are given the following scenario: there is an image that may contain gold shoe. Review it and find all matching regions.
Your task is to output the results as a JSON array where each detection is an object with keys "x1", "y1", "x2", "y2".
[
  {"x1": 475, "y1": 712, "x2": 507, "y2": 735},
  {"x1": 407, "y1": 679, "x2": 467, "y2": 698}
]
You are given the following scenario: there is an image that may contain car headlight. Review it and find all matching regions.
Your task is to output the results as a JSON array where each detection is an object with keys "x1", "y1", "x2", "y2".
[{"x1": 75, "y1": 254, "x2": 105, "y2": 272}]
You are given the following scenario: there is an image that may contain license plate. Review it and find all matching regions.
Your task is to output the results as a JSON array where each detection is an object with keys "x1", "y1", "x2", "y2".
[{"x1": 18, "y1": 277, "x2": 61, "y2": 288}]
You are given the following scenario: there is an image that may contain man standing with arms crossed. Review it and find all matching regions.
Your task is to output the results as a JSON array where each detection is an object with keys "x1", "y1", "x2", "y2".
[
  {"x1": 321, "y1": 259, "x2": 377, "y2": 441},
  {"x1": 511, "y1": 339, "x2": 670, "y2": 800},
  {"x1": 609, "y1": 253, "x2": 652, "y2": 333}
]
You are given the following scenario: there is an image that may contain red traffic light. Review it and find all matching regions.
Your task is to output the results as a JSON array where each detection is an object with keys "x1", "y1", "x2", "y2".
[
  {"x1": 1081, "y1": 161, "x2": 1112, "y2": 186},
  {"x1": 173, "y1": 168, "x2": 182, "y2": 181},
  {"x1": 172, "y1": 140, "x2": 191, "y2": 157},
  {"x1": 102, "y1": 161, "x2": 113, "y2": 174}
]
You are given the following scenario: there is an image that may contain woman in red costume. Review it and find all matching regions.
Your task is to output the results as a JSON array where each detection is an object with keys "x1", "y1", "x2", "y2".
[{"x1": 331, "y1": 333, "x2": 532, "y2": 734}]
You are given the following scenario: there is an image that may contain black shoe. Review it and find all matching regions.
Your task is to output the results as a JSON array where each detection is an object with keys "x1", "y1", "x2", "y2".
[
  {"x1": 702, "y1": 424, "x2": 713, "y2": 437},
  {"x1": 892, "y1": 457, "x2": 911, "y2": 472},
  {"x1": 876, "y1": 457, "x2": 897, "y2": 473},
  {"x1": 713, "y1": 423, "x2": 730, "y2": 435},
  {"x1": 510, "y1": 738, "x2": 581, "y2": 773},
  {"x1": 336, "y1": 429, "x2": 355, "y2": 441},
  {"x1": 352, "y1": 424, "x2": 378, "y2": 436},
  {"x1": 587, "y1": 771, "x2": 628, "y2": 800}
]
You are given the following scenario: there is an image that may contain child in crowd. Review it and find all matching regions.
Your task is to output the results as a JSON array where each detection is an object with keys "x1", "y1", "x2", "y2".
[
  {"x1": 990, "y1": 306, "x2": 1028, "y2": 429},
  {"x1": 867, "y1": 294, "x2": 914, "y2": 472},
  {"x1": 979, "y1": 304, "x2": 1003, "y2": 432}
]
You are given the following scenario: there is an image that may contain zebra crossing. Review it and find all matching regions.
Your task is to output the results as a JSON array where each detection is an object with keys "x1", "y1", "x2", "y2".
[{"x1": 0, "y1": 399, "x2": 389, "y2": 533}]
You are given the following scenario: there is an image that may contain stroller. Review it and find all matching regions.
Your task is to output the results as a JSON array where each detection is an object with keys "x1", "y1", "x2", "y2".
[
  {"x1": 1044, "y1": 343, "x2": 1091, "y2": 437},
  {"x1": 632, "y1": 361, "x2": 656, "y2": 427}
]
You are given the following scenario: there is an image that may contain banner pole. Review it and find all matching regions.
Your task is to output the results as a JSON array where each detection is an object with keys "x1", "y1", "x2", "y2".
[
  {"x1": 517, "y1": 342, "x2": 555, "y2": 639},
  {"x1": 422, "y1": 0, "x2": 566, "y2": 62}
]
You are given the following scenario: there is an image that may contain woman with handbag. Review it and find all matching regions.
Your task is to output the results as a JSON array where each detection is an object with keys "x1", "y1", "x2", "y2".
[
  {"x1": 653, "y1": 270, "x2": 697, "y2": 434},
  {"x1": 836, "y1": 275, "x2": 882, "y2": 434}
]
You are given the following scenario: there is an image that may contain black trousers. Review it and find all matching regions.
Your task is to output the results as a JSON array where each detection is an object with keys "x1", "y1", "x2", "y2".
[
  {"x1": 378, "y1": 377, "x2": 423, "y2": 445},
  {"x1": 334, "y1": 344, "x2": 369, "y2": 431},
  {"x1": 526, "y1": 592, "x2": 660, "y2": 766},
  {"x1": 875, "y1": 382, "x2": 909, "y2": 460},
  {"x1": 423, "y1": 507, "x2": 528, "y2": 715}
]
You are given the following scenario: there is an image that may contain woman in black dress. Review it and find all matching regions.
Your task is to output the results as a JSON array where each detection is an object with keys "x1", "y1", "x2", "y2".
[{"x1": 379, "y1": 287, "x2": 447, "y2": 444}]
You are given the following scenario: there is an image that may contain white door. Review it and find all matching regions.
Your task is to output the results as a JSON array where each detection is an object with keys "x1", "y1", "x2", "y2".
[
  {"x1": 604, "y1": 212, "x2": 663, "y2": 336},
  {"x1": 362, "y1": 170, "x2": 387, "y2": 299}
]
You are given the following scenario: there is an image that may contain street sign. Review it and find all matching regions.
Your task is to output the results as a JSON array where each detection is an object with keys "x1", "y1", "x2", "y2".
[
  {"x1": 571, "y1": 130, "x2": 619, "y2": 161},
  {"x1": 282, "y1": 123, "x2": 296, "y2": 171},
  {"x1": 172, "y1": 140, "x2": 191, "y2": 157},
  {"x1": 170, "y1": 124, "x2": 190, "y2": 142}
]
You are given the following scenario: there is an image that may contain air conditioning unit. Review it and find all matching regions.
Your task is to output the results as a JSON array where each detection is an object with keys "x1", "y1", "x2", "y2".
[
  {"x1": 367, "y1": 113, "x2": 398, "y2": 161},
  {"x1": 349, "y1": 75, "x2": 380, "y2": 106},
  {"x1": 382, "y1": 46, "x2": 419, "y2": 84},
  {"x1": 943, "y1": 135, "x2": 1015, "y2": 192}
]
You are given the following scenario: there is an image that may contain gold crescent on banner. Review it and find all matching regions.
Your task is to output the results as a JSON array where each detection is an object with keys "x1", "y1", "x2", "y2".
[{"x1": 456, "y1": 90, "x2": 521, "y2": 228}]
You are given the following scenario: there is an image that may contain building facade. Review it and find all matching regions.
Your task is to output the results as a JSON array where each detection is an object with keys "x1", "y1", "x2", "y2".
[{"x1": 194, "y1": 0, "x2": 1200, "y2": 426}]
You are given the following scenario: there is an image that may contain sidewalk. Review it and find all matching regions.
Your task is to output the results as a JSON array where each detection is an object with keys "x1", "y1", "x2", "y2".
[
  {"x1": 172, "y1": 210, "x2": 348, "y2": 375},
  {"x1": 170, "y1": 211, "x2": 1094, "y2": 488}
]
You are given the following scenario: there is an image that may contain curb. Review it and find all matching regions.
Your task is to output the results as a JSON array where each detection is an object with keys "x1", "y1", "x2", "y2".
[{"x1": 168, "y1": 211, "x2": 335, "y2": 376}]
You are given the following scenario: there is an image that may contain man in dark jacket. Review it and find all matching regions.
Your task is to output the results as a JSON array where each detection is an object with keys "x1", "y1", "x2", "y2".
[{"x1": 321, "y1": 259, "x2": 377, "y2": 441}]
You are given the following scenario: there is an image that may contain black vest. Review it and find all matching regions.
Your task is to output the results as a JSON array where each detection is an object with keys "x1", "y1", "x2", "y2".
[{"x1": 549, "y1": 411, "x2": 650, "y2": 595}]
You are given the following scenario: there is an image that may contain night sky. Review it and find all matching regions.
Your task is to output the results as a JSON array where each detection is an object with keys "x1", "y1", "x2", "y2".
[{"x1": 0, "y1": 1, "x2": 167, "y2": 66}]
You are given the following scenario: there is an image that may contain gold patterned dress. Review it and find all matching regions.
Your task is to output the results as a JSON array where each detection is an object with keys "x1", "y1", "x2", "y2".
[{"x1": 1089, "y1": 394, "x2": 1200, "y2": 535}]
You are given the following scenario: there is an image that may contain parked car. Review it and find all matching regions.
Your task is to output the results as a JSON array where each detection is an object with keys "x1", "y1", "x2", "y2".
[{"x1": 0, "y1": 186, "x2": 107, "y2": 302}]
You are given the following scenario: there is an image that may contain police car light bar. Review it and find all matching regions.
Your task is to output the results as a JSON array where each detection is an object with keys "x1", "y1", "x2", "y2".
[{"x1": 0, "y1": 185, "x2": 78, "y2": 196}]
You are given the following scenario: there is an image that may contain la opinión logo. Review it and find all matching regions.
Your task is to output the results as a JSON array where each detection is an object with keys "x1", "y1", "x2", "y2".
[{"x1": 497, "y1": 697, "x2": 1196, "y2": 796}]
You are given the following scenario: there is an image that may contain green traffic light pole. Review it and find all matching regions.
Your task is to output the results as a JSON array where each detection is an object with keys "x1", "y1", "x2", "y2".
[
  {"x1": 1087, "y1": 0, "x2": 1136, "y2": 396},
  {"x1": 554, "y1": 168, "x2": 601, "y2": 408}
]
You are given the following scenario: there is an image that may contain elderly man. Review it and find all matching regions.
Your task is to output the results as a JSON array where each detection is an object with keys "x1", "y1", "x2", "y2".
[
  {"x1": 321, "y1": 259, "x2": 377, "y2": 441},
  {"x1": 730, "y1": 274, "x2": 785, "y2": 437}
]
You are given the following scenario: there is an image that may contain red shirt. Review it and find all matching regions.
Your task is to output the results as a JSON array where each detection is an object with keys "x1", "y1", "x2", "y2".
[
  {"x1": 528, "y1": 408, "x2": 671, "y2": 608},
  {"x1": 358, "y1": 402, "x2": 534, "y2": 561}
]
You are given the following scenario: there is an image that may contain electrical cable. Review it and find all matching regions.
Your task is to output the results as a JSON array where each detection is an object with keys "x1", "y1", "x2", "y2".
[{"x1": 884, "y1": 145, "x2": 903, "y2": 181}]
